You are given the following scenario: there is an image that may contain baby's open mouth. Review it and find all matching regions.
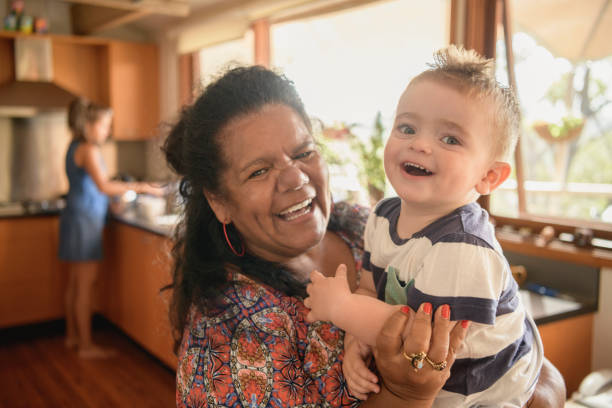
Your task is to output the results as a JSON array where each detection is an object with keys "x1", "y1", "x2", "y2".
[
  {"x1": 403, "y1": 162, "x2": 433, "y2": 176},
  {"x1": 276, "y1": 198, "x2": 313, "y2": 221}
]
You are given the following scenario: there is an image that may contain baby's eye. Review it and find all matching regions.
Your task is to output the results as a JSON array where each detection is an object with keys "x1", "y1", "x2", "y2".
[
  {"x1": 295, "y1": 150, "x2": 314, "y2": 160},
  {"x1": 397, "y1": 124, "x2": 415, "y2": 135},
  {"x1": 248, "y1": 168, "x2": 268, "y2": 179},
  {"x1": 441, "y1": 135, "x2": 460, "y2": 145}
]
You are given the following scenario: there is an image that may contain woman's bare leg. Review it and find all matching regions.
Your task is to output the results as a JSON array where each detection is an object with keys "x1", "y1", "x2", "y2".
[
  {"x1": 73, "y1": 261, "x2": 114, "y2": 358},
  {"x1": 64, "y1": 263, "x2": 79, "y2": 349}
]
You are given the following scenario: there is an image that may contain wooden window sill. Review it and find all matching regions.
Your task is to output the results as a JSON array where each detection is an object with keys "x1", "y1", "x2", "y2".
[{"x1": 497, "y1": 232, "x2": 612, "y2": 268}]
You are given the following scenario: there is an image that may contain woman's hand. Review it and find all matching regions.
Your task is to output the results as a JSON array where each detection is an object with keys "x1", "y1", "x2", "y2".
[
  {"x1": 368, "y1": 303, "x2": 469, "y2": 407},
  {"x1": 137, "y1": 182, "x2": 166, "y2": 197},
  {"x1": 343, "y1": 333, "x2": 379, "y2": 399}
]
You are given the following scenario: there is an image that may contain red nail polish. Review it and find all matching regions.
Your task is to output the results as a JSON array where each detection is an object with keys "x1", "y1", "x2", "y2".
[
  {"x1": 442, "y1": 305, "x2": 450, "y2": 319},
  {"x1": 401, "y1": 306, "x2": 410, "y2": 315},
  {"x1": 462, "y1": 320, "x2": 469, "y2": 328},
  {"x1": 423, "y1": 303, "x2": 432, "y2": 315}
]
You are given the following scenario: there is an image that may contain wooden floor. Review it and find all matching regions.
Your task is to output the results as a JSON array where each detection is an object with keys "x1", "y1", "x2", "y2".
[{"x1": 0, "y1": 318, "x2": 175, "y2": 408}]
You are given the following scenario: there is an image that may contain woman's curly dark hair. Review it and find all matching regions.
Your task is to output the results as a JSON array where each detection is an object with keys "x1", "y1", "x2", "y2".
[{"x1": 162, "y1": 66, "x2": 312, "y2": 352}]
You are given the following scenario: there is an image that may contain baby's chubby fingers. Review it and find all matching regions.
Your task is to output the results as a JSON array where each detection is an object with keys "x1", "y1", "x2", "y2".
[
  {"x1": 345, "y1": 365, "x2": 379, "y2": 398},
  {"x1": 309, "y1": 269, "x2": 325, "y2": 283},
  {"x1": 305, "y1": 310, "x2": 316, "y2": 323},
  {"x1": 344, "y1": 336, "x2": 379, "y2": 399},
  {"x1": 303, "y1": 296, "x2": 312, "y2": 309},
  {"x1": 335, "y1": 264, "x2": 347, "y2": 279}
]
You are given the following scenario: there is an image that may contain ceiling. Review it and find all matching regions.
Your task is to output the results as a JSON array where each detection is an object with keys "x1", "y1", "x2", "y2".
[{"x1": 63, "y1": 0, "x2": 379, "y2": 39}]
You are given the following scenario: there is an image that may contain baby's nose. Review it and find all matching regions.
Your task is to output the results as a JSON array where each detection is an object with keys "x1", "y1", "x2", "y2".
[{"x1": 409, "y1": 134, "x2": 432, "y2": 154}]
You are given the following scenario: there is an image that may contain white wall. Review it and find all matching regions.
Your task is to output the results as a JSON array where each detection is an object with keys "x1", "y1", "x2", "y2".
[{"x1": 592, "y1": 266, "x2": 612, "y2": 370}]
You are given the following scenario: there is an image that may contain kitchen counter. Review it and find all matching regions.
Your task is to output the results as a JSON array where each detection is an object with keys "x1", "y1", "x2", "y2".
[
  {"x1": 519, "y1": 289, "x2": 596, "y2": 325},
  {"x1": 109, "y1": 210, "x2": 598, "y2": 327},
  {"x1": 0, "y1": 201, "x2": 63, "y2": 218},
  {"x1": 111, "y1": 209, "x2": 178, "y2": 237},
  {"x1": 3, "y1": 207, "x2": 596, "y2": 327}
]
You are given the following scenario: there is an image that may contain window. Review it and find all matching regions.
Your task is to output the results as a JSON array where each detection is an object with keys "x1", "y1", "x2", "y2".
[
  {"x1": 197, "y1": 31, "x2": 254, "y2": 86},
  {"x1": 491, "y1": 1, "x2": 612, "y2": 230},
  {"x1": 271, "y1": 0, "x2": 450, "y2": 204}
]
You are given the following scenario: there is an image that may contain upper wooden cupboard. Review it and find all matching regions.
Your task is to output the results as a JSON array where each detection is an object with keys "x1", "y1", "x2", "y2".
[{"x1": 0, "y1": 33, "x2": 159, "y2": 141}]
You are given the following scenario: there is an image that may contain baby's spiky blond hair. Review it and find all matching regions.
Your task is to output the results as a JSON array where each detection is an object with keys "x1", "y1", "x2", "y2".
[{"x1": 411, "y1": 45, "x2": 520, "y2": 161}]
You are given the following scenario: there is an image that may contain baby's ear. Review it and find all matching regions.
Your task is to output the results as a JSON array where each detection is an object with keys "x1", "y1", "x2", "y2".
[{"x1": 475, "y1": 161, "x2": 511, "y2": 195}]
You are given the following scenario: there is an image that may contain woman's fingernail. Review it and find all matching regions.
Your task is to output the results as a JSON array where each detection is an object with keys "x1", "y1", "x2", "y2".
[
  {"x1": 401, "y1": 306, "x2": 411, "y2": 315},
  {"x1": 423, "y1": 303, "x2": 432, "y2": 315},
  {"x1": 462, "y1": 320, "x2": 470, "y2": 328},
  {"x1": 442, "y1": 304, "x2": 450, "y2": 319}
]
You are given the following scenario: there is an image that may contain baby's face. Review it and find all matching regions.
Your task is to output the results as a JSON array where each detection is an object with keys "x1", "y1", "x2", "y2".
[{"x1": 384, "y1": 79, "x2": 497, "y2": 214}]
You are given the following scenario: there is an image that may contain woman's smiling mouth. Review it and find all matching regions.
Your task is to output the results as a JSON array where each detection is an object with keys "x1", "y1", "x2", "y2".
[{"x1": 277, "y1": 198, "x2": 314, "y2": 221}]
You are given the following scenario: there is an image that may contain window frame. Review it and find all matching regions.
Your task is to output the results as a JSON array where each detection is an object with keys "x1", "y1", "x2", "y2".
[{"x1": 452, "y1": 0, "x2": 612, "y2": 248}]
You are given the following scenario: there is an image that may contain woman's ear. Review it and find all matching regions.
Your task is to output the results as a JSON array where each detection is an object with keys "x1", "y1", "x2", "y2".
[
  {"x1": 203, "y1": 189, "x2": 231, "y2": 224},
  {"x1": 475, "y1": 161, "x2": 511, "y2": 195}
]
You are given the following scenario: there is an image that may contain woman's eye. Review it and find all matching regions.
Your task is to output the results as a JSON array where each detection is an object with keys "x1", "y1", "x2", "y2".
[
  {"x1": 295, "y1": 150, "x2": 314, "y2": 160},
  {"x1": 248, "y1": 168, "x2": 268, "y2": 179},
  {"x1": 441, "y1": 135, "x2": 460, "y2": 145},
  {"x1": 397, "y1": 124, "x2": 415, "y2": 135}
]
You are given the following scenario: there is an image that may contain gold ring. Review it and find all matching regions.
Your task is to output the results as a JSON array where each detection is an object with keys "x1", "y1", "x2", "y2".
[
  {"x1": 425, "y1": 355, "x2": 447, "y2": 371},
  {"x1": 402, "y1": 351, "x2": 426, "y2": 372}
]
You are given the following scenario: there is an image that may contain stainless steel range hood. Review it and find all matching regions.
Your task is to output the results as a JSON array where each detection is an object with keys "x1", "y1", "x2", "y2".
[{"x1": 0, "y1": 37, "x2": 78, "y2": 117}]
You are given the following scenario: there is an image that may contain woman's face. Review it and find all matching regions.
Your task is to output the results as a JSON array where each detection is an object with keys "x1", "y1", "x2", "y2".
[{"x1": 209, "y1": 104, "x2": 331, "y2": 263}]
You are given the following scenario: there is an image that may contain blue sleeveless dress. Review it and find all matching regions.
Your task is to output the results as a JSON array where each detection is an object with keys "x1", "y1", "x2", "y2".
[{"x1": 58, "y1": 141, "x2": 109, "y2": 261}]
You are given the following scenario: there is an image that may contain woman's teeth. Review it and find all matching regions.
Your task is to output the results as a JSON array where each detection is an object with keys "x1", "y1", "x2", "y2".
[{"x1": 278, "y1": 198, "x2": 313, "y2": 221}]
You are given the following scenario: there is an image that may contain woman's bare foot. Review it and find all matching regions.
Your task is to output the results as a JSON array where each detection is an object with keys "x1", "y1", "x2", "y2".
[{"x1": 78, "y1": 345, "x2": 116, "y2": 359}]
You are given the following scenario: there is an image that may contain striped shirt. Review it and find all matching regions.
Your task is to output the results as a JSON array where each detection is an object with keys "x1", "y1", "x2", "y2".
[{"x1": 363, "y1": 197, "x2": 543, "y2": 407}]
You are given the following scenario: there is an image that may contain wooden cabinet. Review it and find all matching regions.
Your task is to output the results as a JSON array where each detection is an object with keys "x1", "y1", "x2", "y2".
[
  {"x1": 0, "y1": 216, "x2": 66, "y2": 328},
  {"x1": 538, "y1": 313, "x2": 594, "y2": 397},
  {"x1": 0, "y1": 32, "x2": 159, "y2": 140},
  {"x1": 0, "y1": 37, "x2": 15, "y2": 84},
  {"x1": 99, "y1": 222, "x2": 176, "y2": 368},
  {"x1": 108, "y1": 42, "x2": 160, "y2": 140},
  {"x1": 52, "y1": 39, "x2": 110, "y2": 105}
]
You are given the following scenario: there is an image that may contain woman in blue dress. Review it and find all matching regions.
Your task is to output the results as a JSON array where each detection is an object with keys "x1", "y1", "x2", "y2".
[{"x1": 59, "y1": 98, "x2": 162, "y2": 358}]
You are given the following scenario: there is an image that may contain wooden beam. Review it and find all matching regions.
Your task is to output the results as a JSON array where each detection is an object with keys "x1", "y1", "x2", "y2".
[
  {"x1": 501, "y1": 0, "x2": 527, "y2": 214},
  {"x1": 164, "y1": 0, "x2": 312, "y2": 34},
  {"x1": 270, "y1": 0, "x2": 381, "y2": 24},
  {"x1": 462, "y1": 0, "x2": 497, "y2": 58},
  {"x1": 71, "y1": 4, "x2": 149, "y2": 35},
  {"x1": 61, "y1": 0, "x2": 189, "y2": 17},
  {"x1": 451, "y1": 0, "x2": 498, "y2": 211},
  {"x1": 252, "y1": 19, "x2": 270, "y2": 67},
  {"x1": 178, "y1": 52, "x2": 195, "y2": 106}
]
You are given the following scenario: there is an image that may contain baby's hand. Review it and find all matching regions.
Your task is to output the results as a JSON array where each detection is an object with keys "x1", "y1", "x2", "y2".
[
  {"x1": 343, "y1": 334, "x2": 379, "y2": 399},
  {"x1": 304, "y1": 264, "x2": 351, "y2": 324}
]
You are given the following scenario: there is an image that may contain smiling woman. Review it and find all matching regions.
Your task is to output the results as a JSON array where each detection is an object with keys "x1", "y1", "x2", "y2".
[{"x1": 204, "y1": 104, "x2": 331, "y2": 265}]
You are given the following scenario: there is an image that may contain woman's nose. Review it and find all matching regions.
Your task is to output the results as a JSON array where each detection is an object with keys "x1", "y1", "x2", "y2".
[{"x1": 278, "y1": 164, "x2": 310, "y2": 192}]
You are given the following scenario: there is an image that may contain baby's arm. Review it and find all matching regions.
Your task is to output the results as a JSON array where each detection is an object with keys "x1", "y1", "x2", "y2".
[{"x1": 305, "y1": 265, "x2": 401, "y2": 347}]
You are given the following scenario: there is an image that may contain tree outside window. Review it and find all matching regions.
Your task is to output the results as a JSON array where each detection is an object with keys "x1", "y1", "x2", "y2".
[{"x1": 491, "y1": 1, "x2": 612, "y2": 228}]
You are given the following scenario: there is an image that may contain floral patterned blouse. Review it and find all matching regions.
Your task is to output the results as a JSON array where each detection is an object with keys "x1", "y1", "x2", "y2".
[{"x1": 176, "y1": 202, "x2": 369, "y2": 408}]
